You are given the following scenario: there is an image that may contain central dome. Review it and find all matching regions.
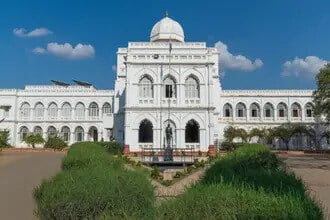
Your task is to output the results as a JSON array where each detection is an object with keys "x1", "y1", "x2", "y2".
[{"x1": 150, "y1": 13, "x2": 185, "y2": 42}]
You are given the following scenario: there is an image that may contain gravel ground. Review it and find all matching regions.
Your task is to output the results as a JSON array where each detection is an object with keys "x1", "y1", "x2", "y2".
[
  {"x1": 278, "y1": 153, "x2": 330, "y2": 219},
  {"x1": 0, "y1": 152, "x2": 65, "y2": 220}
]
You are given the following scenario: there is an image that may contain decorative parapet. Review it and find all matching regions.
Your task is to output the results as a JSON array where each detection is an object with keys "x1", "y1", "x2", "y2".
[
  {"x1": 128, "y1": 42, "x2": 206, "y2": 49},
  {"x1": 220, "y1": 90, "x2": 314, "y2": 97},
  {"x1": 0, "y1": 86, "x2": 114, "y2": 96}
]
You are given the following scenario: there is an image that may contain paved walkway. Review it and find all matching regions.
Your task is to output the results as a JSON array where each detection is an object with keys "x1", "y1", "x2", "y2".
[
  {"x1": 278, "y1": 153, "x2": 330, "y2": 219},
  {"x1": 0, "y1": 151, "x2": 65, "y2": 220}
]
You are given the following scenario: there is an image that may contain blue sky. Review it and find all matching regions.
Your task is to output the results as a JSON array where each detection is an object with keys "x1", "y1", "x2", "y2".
[{"x1": 0, "y1": 0, "x2": 329, "y2": 90}]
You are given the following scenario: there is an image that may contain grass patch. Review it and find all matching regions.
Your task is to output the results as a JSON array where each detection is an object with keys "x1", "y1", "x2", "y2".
[
  {"x1": 34, "y1": 142, "x2": 155, "y2": 219},
  {"x1": 158, "y1": 144, "x2": 323, "y2": 219},
  {"x1": 158, "y1": 184, "x2": 322, "y2": 219}
]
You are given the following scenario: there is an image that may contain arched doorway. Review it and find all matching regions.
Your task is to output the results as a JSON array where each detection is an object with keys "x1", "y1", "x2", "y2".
[
  {"x1": 89, "y1": 126, "x2": 98, "y2": 142},
  {"x1": 185, "y1": 119, "x2": 200, "y2": 143},
  {"x1": 139, "y1": 119, "x2": 153, "y2": 143}
]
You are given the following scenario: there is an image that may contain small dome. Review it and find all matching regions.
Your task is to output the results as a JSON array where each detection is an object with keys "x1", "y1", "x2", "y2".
[{"x1": 150, "y1": 14, "x2": 184, "y2": 42}]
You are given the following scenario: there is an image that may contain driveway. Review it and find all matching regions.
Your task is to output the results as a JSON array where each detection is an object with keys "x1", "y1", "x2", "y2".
[
  {"x1": 278, "y1": 153, "x2": 330, "y2": 219},
  {"x1": 0, "y1": 151, "x2": 65, "y2": 220}
]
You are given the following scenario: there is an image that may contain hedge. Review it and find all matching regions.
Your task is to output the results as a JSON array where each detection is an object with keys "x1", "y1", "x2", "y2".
[
  {"x1": 61, "y1": 142, "x2": 122, "y2": 170},
  {"x1": 96, "y1": 141, "x2": 123, "y2": 155},
  {"x1": 159, "y1": 144, "x2": 323, "y2": 219},
  {"x1": 158, "y1": 184, "x2": 322, "y2": 219},
  {"x1": 34, "y1": 142, "x2": 155, "y2": 219}
]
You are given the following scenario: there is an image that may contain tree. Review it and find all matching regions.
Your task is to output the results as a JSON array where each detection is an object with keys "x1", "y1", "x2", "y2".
[
  {"x1": 0, "y1": 130, "x2": 10, "y2": 147},
  {"x1": 248, "y1": 128, "x2": 266, "y2": 143},
  {"x1": 270, "y1": 124, "x2": 296, "y2": 150},
  {"x1": 313, "y1": 63, "x2": 330, "y2": 123},
  {"x1": 224, "y1": 126, "x2": 248, "y2": 143},
  {"x1": 25, "y1": 134, "x2": 45, "y2": 148},
  {"x1": 223, "y1": 126, "x2": 237, "y2": 142}
]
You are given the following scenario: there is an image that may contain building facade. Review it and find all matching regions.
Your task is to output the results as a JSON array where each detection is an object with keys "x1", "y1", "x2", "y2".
[{"x1": 0, "y1": 15, "x2": 328, "y2": 150}]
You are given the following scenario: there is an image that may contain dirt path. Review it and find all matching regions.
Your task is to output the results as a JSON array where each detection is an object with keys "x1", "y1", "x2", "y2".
[
  {"x1": 279, "y1": 154, "x2": 330, "y2": 219},
  {"x1": 0, "y1": 152, "x2": 65, "y2": 220},
  {"x1": 153, "y1": 168, "x2": 206, "y2": 201}
]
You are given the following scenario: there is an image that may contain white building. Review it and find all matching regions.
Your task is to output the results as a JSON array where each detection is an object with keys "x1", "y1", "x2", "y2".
[{"x1": 0, "y1": 14, "x2": 328, "y2": 150}]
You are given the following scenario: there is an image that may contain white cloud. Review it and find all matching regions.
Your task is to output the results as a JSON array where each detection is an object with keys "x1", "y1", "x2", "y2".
[
  {"x1": 111, "y1": 65, "x2": 117, "y2": 72},
  {"x1": 33, "y1": 42, "x2": 95, "y2": 59},
  {"x1": 32, "y1": 47, "x2": 47, "y2": 54},
  {"x1": 13, "y1": 27, "x2": 52, "y2": 37},
  {"x1": 215, "y1": 41, "x2": 263, "y2": 74},
  {"x1": 282, "y1": 56, "x2": 328, "y2": 79}
]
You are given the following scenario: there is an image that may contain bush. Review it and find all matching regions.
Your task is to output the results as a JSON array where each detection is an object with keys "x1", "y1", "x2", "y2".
[
  {"x1": 203, "y1": 144, "x2": 304, "y2": 195},
  {"x1": 0, "y1": 130, "x2": 10, "y2": 147},
  {"x1": 62, "y1": 142, "x2": 122, "y2": 170},
  {"x1": 34, "y1": 142, "x2": 155, "y2": 219},
  {"x1": 25, "y1": 134, "x2": 44, "y2": 148},
  {"x1": 44, "y1": 135, "x2": 67, "y2": 150},
  {"x1": 150, "y1": 166, "x2": 161, "y2": 180},
  {"x1": 158, "y1": 144, "x2": 322, "y2": 219},
  {"x1": 158, "y1": 184, "x2": 322, "y2": 219},
  {"x1": 96, "y1": 141, "x2": 122, "y2": 155},
  {"x1": 220, "y1": 141, "x2": 242, "y2": 151},
  {"x1": 174, "y1": 171, "x2": 183, "y2": 178},
  {"x1": 34, "y1": 166, "x2": 155, "y2": 219}
]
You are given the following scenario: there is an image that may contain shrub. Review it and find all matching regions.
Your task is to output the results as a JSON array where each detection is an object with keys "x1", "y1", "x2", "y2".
[
  {"x1": 158, "y1": 184, "x2": 322, "y2": 219},
  {"x1": 34, "y1": 142, "x2": 155, "y2": 219},
  {"x1": 62, "y1": 142, "x2": 122, "y2": 170},
  {"x1": 174, "y1": 171, "x2": 183, "y2": 178},
  {"x1": 34, "y1": 166, "x2": 155, "y2": 219},
  {"x1": 220, "y1": 141, "x2": 242, "y2": 151},
  {"x1": 150, "y1": 166, "x2": 161, "y2": 180},
  {"x1": 24, "y1": 134, "x2": 44, "y2": 148},
  {"x1": 0, "y1": 130, "x2": 10, "y2": 147},
  {"x1": 44, "y1": 135, "x2": 67, "y2": 150},
  {"x1": 96, "y1": 141, "x2": 122, "y2": 155}
]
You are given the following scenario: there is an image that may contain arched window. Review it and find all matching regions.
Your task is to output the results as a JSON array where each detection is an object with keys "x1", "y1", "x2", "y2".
[
  {"x1": 20, "y1": 102, "x2": 30, "y2": 119},
  {"x1": 185, "y1": 76, "x2": 199, "y2": 98},
  {"x1": 48, "y1": 102, "x2": 58, "y2": 119},
  {"x1": 305, "y1": 103, "x2": 314, "y2": 118},
  {"x1": 250, "y1": 103, "x2": 260, "y2": 118},
  {"x1": 33, "y1": 126, "x2": 43, "y2": 136},
  {"x1": 47, "y1": 126, "x2": 57, "y2": 138},
  {"x1": 277, "y1": 103, "x2": 287, "y2": 118},
  {"x1": 223, "y1": 103, "x2": 233, "y2": 117},
  {"x1": 185, "y1": 119, "x2": 200, "y2": 143},
  {"x1": 61, "y1": 126, "x2": 70, "y2": 142},
  {"x1": 164, "y1": 76, "x2": 176, "y2": 98},
  {"x1": 102, "y1": 102, "x2": 112, "y2": 114},
  {"x1": 34, "y1": 103, "x2": 44, "y2": 119},
  {"x1": 263, "y1": 103, "x2": 274, "y2": 118},
  {"x1": 20, "y1": 126, "x2": 29, "y2": 141},
  {"x1": 236, "y1": 103, "x2": 246, "y2": 118},
  {"x1": 75, "y1": 126, "x2": 84, "y2": 142},
  {"x1": 291, "y1": 103, "x2": 301, "y2": 118},
  {"x1": 138, "y1": 119, "x2": 153, "y2": 143},
  {"x1": 139, "y1": 76, "x2": 153, "y2": 98},
  {"x1": 61, "y1": 103, "x2": 72, "y2": 119},
  {"x1": 89, "y1": 102, "x2": 99, "y2": 117},
  {"x1": 75, "y1": 103, "x2": 85, "y2": 119}
]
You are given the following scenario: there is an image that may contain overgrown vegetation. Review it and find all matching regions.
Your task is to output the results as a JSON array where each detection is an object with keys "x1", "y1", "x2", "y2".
[
  {"x1": 24, "y1": 133, "x2": 44, "y2": 148},
  {"x1": 34, "y1": 142, "x2": 155, "y2": 219},
  {"x1": 223, "y1": 123, "x2": 329, "y2": 150},
  {"x1": 44, "y1": 135, "x2": 68, "y2": 150},
  {"x1": 0, "y1": 130, "x2": 10, "y2": 147},
  {"x1": 158, "y1": 144, "x2": 322, "y2": 219},
  {"x1": 313, "y1": 63, "x2": 330, "y2": 122},
  {"x1": 96, "y1": 141, "x2": 122, "y2": 155}
]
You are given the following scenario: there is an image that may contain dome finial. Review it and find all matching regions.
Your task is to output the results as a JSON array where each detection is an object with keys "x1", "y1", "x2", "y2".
[{"x1": 165, "y1": 10, "x2": 169, "y2": 17}]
